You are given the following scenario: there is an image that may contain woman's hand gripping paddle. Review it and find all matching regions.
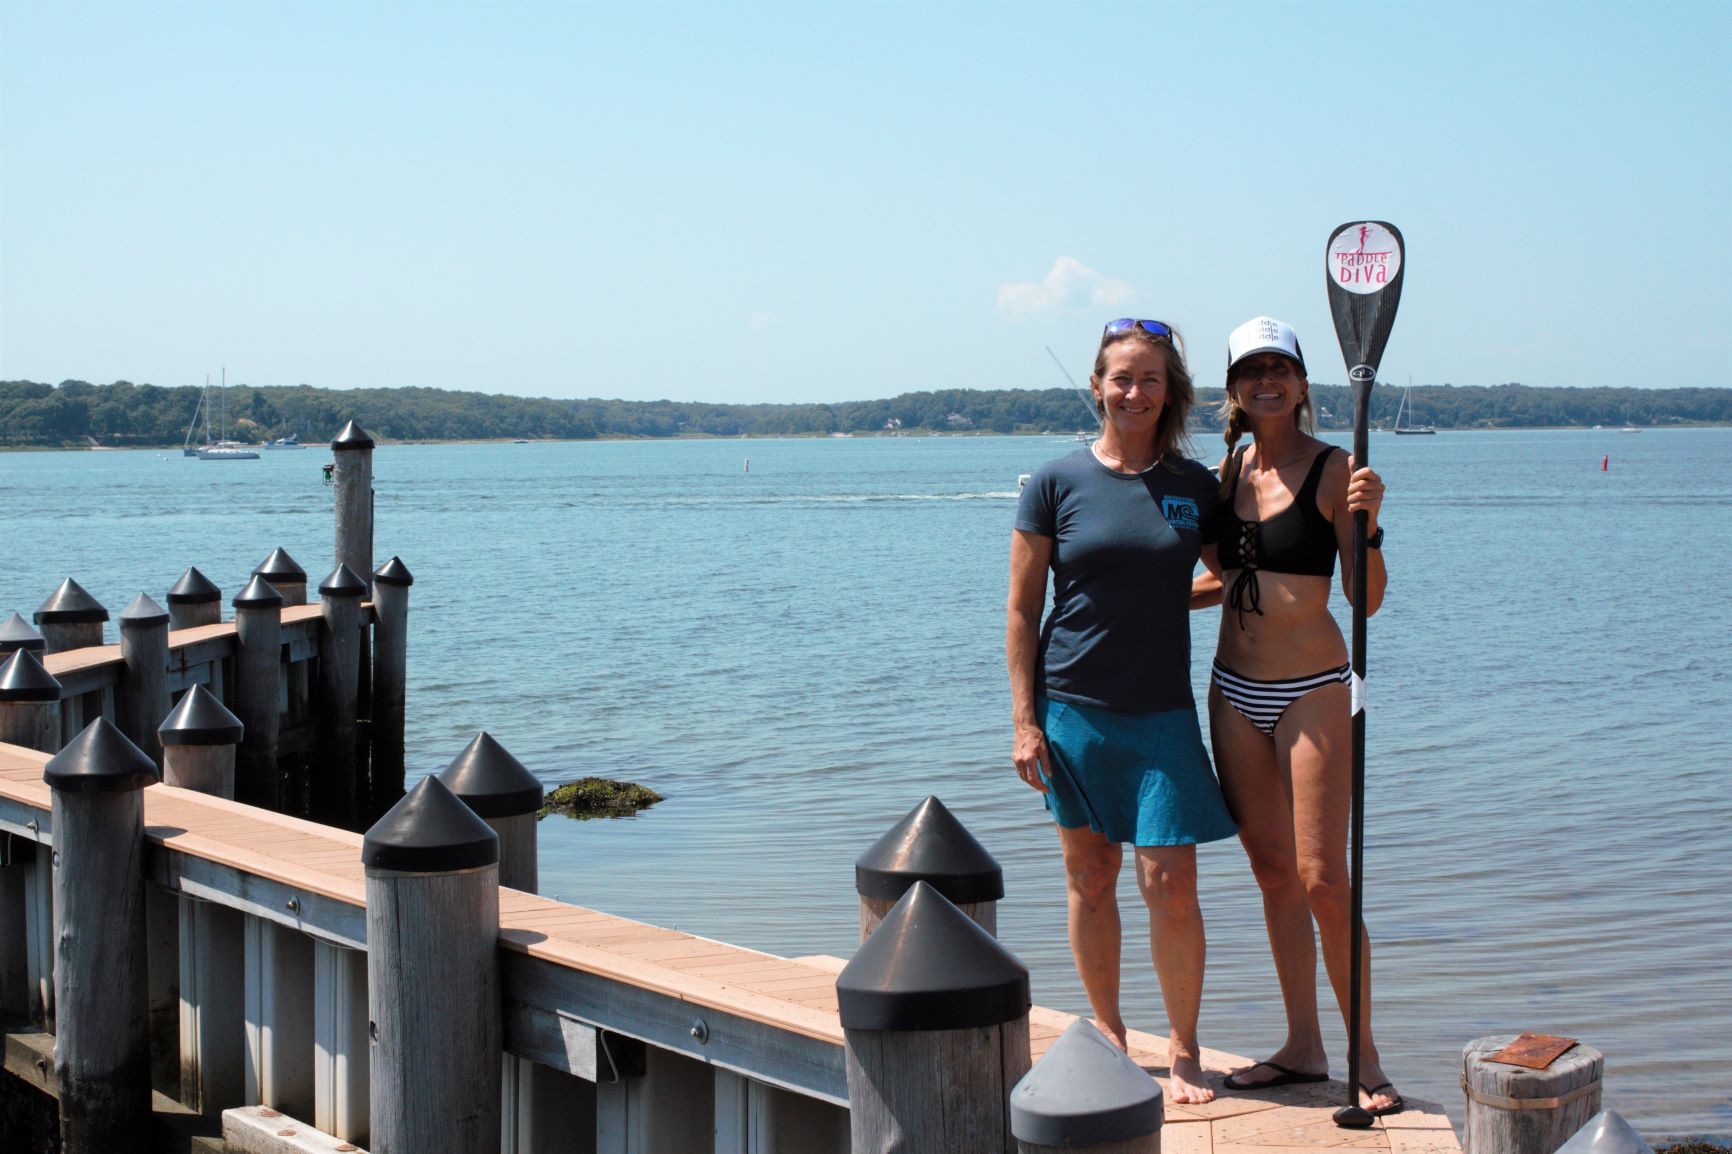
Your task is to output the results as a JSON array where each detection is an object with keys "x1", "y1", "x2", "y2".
[{"x1": 1325, "y1": 220, "x2": 1405, "y2": 1129}]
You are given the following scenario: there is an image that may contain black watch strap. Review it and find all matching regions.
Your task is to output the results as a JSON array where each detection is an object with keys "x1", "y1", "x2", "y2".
[{"x1": 1366, "y1": 525, "x2": 1385, "y2": 549}]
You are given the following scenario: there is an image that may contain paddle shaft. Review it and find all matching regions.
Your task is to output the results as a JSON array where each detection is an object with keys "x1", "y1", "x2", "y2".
[{"x1": 1346, "y1": 374, "x2": 1372, "y2": 1105}]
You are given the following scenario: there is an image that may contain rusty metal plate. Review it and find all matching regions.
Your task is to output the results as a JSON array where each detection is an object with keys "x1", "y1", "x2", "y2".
[{"x1": 1487, "y1": 1033, "x2": 1578, "y2": 1069}]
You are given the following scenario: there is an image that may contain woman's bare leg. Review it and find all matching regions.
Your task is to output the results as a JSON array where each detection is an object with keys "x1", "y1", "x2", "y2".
[
  {"x1": 1134, "y1": 844, "x2": 1215, "y2": 1104},
  {"x1": 1209, "y1": 686, "x2": 1329, "y2": 1084},
  {"x1": 1057, "y1": 823, "x2": 1127, "y2": 1047},
  {"x1": 1279, "y1": 684, "x2": 1397, "y2": 1110}
]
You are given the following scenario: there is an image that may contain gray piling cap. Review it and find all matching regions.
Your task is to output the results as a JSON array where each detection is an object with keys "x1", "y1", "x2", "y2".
[
  {"x1": 836, "y1": 881, "x2": 1029, "y2": 1032},
  {"x1": 255, "y1": 548, "x2": 307, "y2": 583},
  {"x1": 319, "y1": 563, "x2": 368, "y2": 598},
  {"x1": 438, "y1": 732, "x2": 544, "y2": 818},
  {"x1": 1555, "y1": 1111, "x2": 1653, "y2": 1154},
  {"x1": 119, "y1": 592, "x2": 170, "y2": 629},
  {"x1": 372, "y1": 556, "x2": 414, "y2": 587},
  {"x1": 1010, "y1": 1018, "x2": 1164, "y2": 1146},
  {"x1": 158, "y1": 684, "x2": 244, "y2": 746},
  {"x1": 856, "y1": 794, "x2": 1004, "y2": 905},
  {"x1": 167, "y1": 567, "x2": 222, "y2": 605},
  {"x1": 34, "y1": 578, "x2": 109, "y2": 624},
  {"x1": 363, "y1": 776, "x2": 499, "y2": 873},
  {"x1": 0, "y1": 649, "x2": 61, "y2": 703},
  {"x1": 0, "y1": 612, "x2": 46, "y2": 654},
  {"x1": 44, "y1": 717, "x2": 159, "y2": 793},
  {"x1": 232, "y1": 574, "x2": 283, "y2": 608},
  {"x1": 331, "y1": 421, "x2": 376, "y2": 451}
]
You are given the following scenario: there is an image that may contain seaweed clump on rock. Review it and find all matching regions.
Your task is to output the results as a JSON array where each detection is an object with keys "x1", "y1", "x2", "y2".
[{"x1": 538, "y1": 778, "x2": 664, "y2": 820}]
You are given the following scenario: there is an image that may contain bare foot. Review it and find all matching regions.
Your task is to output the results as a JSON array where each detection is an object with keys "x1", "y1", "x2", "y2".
[
  {"x1": 1094, "y1": 1018, "x2": 1128, "y2": 1051},
  {"x1": 1167, "y1": 1051, "x2": 1216, "y2": 1105}
]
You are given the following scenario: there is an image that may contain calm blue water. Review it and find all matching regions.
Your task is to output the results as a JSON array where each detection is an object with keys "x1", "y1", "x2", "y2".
[{"x1": 2, "y1": 430, "x2": 1728, "y2": 1140}]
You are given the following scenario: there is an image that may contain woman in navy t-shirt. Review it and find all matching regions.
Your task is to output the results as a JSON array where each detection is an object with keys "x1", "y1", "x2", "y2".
[{"x1": 1009, "y1": 319, "x2": 1236, "y2": 1105}]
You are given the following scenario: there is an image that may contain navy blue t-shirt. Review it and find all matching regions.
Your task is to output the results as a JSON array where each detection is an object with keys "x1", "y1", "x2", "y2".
[{"x1": 1015, "y1": 449, "x2": 1220, "y2": 713}]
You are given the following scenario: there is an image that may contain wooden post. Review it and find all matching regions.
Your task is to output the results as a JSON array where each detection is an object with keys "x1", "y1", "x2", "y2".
[
  {"x1": 0, "y1": 610, "x2": 47, "y2": 657},
  {"x1": 1009, "y1": 1019, "x2": 1163, "y2": 1153},
  {"x1": 166, "y1": 567, "x2": 223, "y2": 631},
  {"x1": 331, "y1": 421, "x2": 376, "y2": 583},
  {"x1": 44, "y1": 718, "x2": 159, "y2": 1154},
  {"x1": 159, "y1": 683, "x2": 243, "y2": 797},
  {"x1": 856, "y1": 795, "x2": 1004, "y2": 940},
  {"x1": 243, "y1": 915, "x2": 315, "y2": 1120},
  {"x1": 117, "y1": 593, "x2": 171, "y2": 767},
  {"x1": 1463, "y1": 1036, "x2": 1604, "y2": 1154},
  {"x1": 368, "y1": 556, "x2": 413, "y2": 819},
  {"x1": 34, "y1": 577, "x2": 109, "y2": 653},
  {"x1": 233, "y1": 575, "x2": 284, "y2": 810},
  {"x1": 256, "y1": 548, "x2": 311, "y2": 731},
  {"x1": 314, "y1": 564, "x2": 366, "y2": 825},
  {"x1": 0, "y1": 648, "x2": 63, "y2": 752},
  {"x1": 438, "y1": 730, "x2": 542, "y2": 892},
  {"x1": 363, "y1": 776, "x2": 502, "y2": 1154},
  {"x1": 837, "y1": 881, "x2": 1031, "y2": 1154}
]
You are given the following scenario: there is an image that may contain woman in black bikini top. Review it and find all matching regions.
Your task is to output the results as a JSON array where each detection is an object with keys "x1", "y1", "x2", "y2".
[{"x1": 1193, "y1": 316, "x2": 1403, "y2": 1117}]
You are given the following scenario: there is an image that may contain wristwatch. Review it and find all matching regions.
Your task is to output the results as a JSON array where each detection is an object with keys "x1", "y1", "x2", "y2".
[{"x1": 1367, "y1": 526, "x2": 1385, "y2": 549}]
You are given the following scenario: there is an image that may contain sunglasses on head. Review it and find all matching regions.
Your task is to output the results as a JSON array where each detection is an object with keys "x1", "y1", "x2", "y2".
[{"x1": 1103, "y1": 318, "x2": 1173, "y2": 338}]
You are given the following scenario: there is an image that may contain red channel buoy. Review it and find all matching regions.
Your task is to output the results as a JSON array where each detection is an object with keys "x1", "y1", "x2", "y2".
[{"x1": 1602, "y1": 455, "x2": 1609, "y2": 471}]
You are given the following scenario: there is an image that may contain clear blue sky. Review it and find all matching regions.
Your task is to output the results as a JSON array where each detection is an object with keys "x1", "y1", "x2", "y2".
[{"x1": 2, "y1": 1, "x2": 1727, "y2": 402}]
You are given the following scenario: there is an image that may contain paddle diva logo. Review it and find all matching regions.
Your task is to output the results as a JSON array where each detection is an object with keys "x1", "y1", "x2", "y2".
[
  {"x1": 1162, "y1": 495, "x2": 1200, "y2": 532},
  {"x1": 1329, "y1": 222, "x2": 1401, "y2": 294}
]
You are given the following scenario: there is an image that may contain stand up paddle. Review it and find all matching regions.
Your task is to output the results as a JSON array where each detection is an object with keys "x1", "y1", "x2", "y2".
[{"x1": 1324, "y1": 220, "x2": 1405, "y2": 1129}]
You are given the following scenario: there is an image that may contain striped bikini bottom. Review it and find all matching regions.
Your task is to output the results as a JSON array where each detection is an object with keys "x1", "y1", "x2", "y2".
[{"x1": 1211, "y1": 659, "x2": 1351, "y2": 737}]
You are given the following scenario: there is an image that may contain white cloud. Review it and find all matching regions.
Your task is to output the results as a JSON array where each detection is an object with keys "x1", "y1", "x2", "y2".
[{"x1": 996, "y1": 256, "x2": 1134, "y2": 321}]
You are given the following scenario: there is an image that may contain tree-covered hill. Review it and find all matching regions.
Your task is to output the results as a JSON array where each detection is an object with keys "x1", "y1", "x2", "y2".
[{"x1": 2, "y1": 377, "x2": 1728, "y2": 448}]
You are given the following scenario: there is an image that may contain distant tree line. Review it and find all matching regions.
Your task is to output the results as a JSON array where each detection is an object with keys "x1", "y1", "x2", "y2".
[{"x1": 2, "y1": 378, "x2": 1728, "y2": 448}]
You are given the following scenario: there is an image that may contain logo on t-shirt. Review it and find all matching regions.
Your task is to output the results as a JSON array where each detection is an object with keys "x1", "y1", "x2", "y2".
[{"x1": 1162, "y1": 495, "x2": 1200, "y2": 531}]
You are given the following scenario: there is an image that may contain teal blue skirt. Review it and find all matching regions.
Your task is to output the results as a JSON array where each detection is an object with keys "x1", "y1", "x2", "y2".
[{"x1": 1038, "y1": 698, "x2": 1237, "y2": 847}]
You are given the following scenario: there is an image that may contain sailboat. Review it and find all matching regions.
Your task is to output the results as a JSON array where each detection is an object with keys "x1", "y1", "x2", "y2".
[
  {"x1": 181, "y1": 376, "x2": 211, "y2": 456},
  {"x1": 1393, "y1": 376, "x2": 1436, "y2": 435},
  {"x1": 196, "y1": 369, "x2": 259, "y2": 460}
]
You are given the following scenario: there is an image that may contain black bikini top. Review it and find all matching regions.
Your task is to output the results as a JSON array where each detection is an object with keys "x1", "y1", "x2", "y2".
[{"x1": 1218, "y1": 446, "x2": 1341, "y2": 626}]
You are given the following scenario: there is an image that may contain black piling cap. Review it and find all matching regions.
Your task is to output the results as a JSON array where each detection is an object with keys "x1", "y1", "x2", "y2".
[
  {"x1": 319, "y1": 563, "x2": 368, "y2": 598},
  {"x1": 119, "y1": 592, "x2": 170, "y2": 630},
  {"x1": 43, "y1": 717, "x2": 159, "y2": 793},
  {"x1": 255, "y1": 548, "x2": 307, "y2": 583},
  {"x1": 331, "y1": 421, "x2": 375, "y2": 451},
  {"x1": 362, "y1": 776, "x2": 499, "y2": 873},
  {"x1": 232, "y1": 574, "x2": 283, "y2": 609},
  {"x1": 34, "y1": 578, "x2": 109, "y2": 624},
  {"x1": 836, "y1": 881, "x2": 1029, "y2": 1032},
  {"x1": 158, "y1": 684, "x2": 244, "y2": 746},
  {"x1": 372, "y1": 556, "x2": 414, "y2": 587},
  {"x1": 0, "y1": 612, "x2": 46, "y2": 655},
  {"x1": 1554, "y1": 1111, "x2": 1653, "y2": 1154},
  {"x1": 1009, "y1": 1018, "x2": 1164, "y2": 1146},
  {"x1": 167, "y1": 567, "x2": 221, "y2": 605},
  {"x1": 0, "y1": 649, "x2": 61, "y2": 703},
  {"x1": 855, "y1": 795, "x2": 1004, "y2": 905},
  {"x1": 437, "y1": 732, "x2": 544, "y2": 818}
]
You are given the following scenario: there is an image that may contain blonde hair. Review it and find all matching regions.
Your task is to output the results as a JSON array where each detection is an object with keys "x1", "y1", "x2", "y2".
[{"x1": 1092, "y1": 326, "x2": 1195, "y2": 465}]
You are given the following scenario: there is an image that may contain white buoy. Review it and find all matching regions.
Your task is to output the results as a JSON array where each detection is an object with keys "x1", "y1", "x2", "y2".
[{"x1": 744, "y1": 458, "x2": 750, "y2": 473}]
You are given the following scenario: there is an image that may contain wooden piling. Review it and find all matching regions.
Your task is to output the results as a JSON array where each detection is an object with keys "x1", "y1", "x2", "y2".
[
  {"x1": 363, "y1": 776, "x2": 502, "y2": 1154},
  {"x1": 159, "y1": 683, "x2": 243, "y2": 798},
  {"x1": 1010, "y1": 1019, "x2": 1163, "y2": 1153},
  {"x1": 1463, "y1": 1035, "x2": 1604, "y2": 1154},
  {"x1": 368, "y1": 556, "x2": 413, "y2": 817},
  {"x1": 44, "y1": 718, "x2": 160, "y2": 1154},
  {"x1": 34, "y1": 578, "x2": 109, "y2": 653},
  {"x1": 837, "y1": 881, "x2": 1031, "y2": 1154},
  {"x1": 314, "y1": 564, "x2": 366, "y2": 824},
  {"x1": 117, "y1": 592, "x2": 171, "y2": 767},
  {"x1": 233, "y1": 575, "x2": 285, "y2": 809},
  {"x1": 437, "y1": 730, "x2": 542, "y2": 893},
  {"x1": 331, "y1": 421, "x2": 376, "y2": 583},
  {"x1": 0, "y1": 647, "x2": 63, "y2": 753},
  {"x1": 257, "y1": 549, "x2": 311, "y2": 732},
  {"x1": 856, "y1": 795, "x2": 1004, "y2": 940},
  {"x1": 166, "y1": 567, "x2": 223, "y2": 631},
  {"x1": 0, "y1": 610, "x2": 47, "y2": 656}
]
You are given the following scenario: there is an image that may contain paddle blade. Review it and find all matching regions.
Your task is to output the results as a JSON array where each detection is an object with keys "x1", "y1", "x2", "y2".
[{"x1": 1325, "y1": 221, "x2": 1406, "y2": 380}]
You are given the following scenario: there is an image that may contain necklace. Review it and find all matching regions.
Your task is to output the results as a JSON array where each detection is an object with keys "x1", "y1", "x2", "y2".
[{"x1": 1093, "y1": 440, "x2": 1158, "y2": 473}]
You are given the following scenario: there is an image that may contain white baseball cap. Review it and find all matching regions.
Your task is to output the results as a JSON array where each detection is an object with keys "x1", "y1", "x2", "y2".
[{"x1": 1227, "y1": 316, "x2": 1306, "y2": 375}]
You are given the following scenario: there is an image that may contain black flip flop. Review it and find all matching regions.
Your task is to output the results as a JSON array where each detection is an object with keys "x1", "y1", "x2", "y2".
[
  {"x1": 1359, "y1": 1082, "x2": 1405, "y2": 1117},
  {"x1": 1222, "y1": 1061, "x2": 1330, "y2": 1091}
]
